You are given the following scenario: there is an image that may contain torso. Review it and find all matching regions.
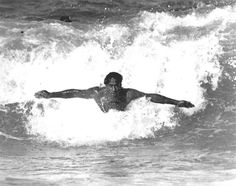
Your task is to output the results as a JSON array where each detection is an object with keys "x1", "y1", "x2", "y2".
[{"x1": 93, "y1": 88, "x2": 130, "y2": 112}]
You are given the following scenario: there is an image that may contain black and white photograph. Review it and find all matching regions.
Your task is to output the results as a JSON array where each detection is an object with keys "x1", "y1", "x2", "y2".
[{"x1": 0, "y1": 0, "x2": 236, "y2": 185}]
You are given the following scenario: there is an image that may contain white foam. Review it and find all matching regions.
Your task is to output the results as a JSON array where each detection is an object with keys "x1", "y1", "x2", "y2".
[{"x1": 1, "y1": 6, "x2": 234, "y2": 145}]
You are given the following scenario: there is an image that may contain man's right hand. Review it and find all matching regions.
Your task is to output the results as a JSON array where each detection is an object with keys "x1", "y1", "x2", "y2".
[{"x1": 34, "y1": 90, "x2": 51, "y2": 99}]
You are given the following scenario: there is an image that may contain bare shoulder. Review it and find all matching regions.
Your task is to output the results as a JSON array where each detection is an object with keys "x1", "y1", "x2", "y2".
[
  {"x1": 85, "y1": 86, "x2": 103, "y2": 97},
  {"x1": 88, "y1": 86, "x2": 102, "y2": 92},
  {"x1": 125, "y1": 88, "x2": 145, "y2": 100},
  {"x1": 87, "y1": 86, "x2": 104, "y2": 94}
]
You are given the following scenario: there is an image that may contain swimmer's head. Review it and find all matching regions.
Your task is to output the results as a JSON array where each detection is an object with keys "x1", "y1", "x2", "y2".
[{"x1": 104, "y1": 72, "x2": 123, "y2": 85}]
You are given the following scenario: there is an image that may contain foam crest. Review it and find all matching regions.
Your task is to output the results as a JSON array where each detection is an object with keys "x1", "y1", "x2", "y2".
[{"x1": 138, "y1": 5, "x2": 236, "y2": 33}]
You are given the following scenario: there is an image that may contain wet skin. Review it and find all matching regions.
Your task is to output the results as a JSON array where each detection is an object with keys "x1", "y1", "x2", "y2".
[{"x1": 35, "y1": 78, "x2": 195, "y2": 113}]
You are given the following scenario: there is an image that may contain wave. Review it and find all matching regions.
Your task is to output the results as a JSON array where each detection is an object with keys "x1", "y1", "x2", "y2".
[
  {"x1": 0, "y1": 5, "x2": 235, "y2": 146},
  {"x1": 1, "y1": 0, "x2": 235, "y2": 22}
]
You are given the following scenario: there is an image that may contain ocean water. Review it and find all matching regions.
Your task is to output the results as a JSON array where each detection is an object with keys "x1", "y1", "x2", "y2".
[{"x1": 0, "y1": 0, "x2": 236, "y2": 185}]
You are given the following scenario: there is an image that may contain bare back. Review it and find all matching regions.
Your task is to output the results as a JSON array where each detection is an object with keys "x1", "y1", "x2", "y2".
[{"x1": 92, "y1": 88, "x2": 144, "y2": 112}]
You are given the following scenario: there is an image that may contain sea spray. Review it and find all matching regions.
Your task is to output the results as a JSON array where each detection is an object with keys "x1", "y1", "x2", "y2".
[{"x1": 1, "y1": 7, "x2": 229, "y2": 145}]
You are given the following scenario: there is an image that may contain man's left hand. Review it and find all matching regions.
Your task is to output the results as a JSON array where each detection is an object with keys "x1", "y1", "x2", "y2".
[{"x1": 177, "y1": 100, "x2": 195, "y2": 108}]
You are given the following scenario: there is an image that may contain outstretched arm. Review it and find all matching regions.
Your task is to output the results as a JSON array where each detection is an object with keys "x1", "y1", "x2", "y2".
[
  {"x1": 34, "y1": 87, "x2": 100, "y2": 99},
  {"x1": 146, "y1": 93, "x2": 194, "y2": 108},
  {"x1": 127, "y1": 89, "x2": 194, "y2": 108}
]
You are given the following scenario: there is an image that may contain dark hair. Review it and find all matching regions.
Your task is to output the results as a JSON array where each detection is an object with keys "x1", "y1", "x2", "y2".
[{"x1": 104, "y1": 72, "x2": 123, "y2": 85}]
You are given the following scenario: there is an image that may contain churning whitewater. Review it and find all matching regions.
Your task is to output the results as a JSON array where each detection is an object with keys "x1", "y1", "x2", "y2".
[
  {"x1": 0, "y1": 1, "x2": 236, "y2": 185},
  {"x1": 1, "y1": 5, "x2": 230, "y2": 145}
]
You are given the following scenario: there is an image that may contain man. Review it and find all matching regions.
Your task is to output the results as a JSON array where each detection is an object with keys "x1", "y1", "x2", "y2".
[{"x1": 35, "y1": 72, "x2": 194, "y2": 113}]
